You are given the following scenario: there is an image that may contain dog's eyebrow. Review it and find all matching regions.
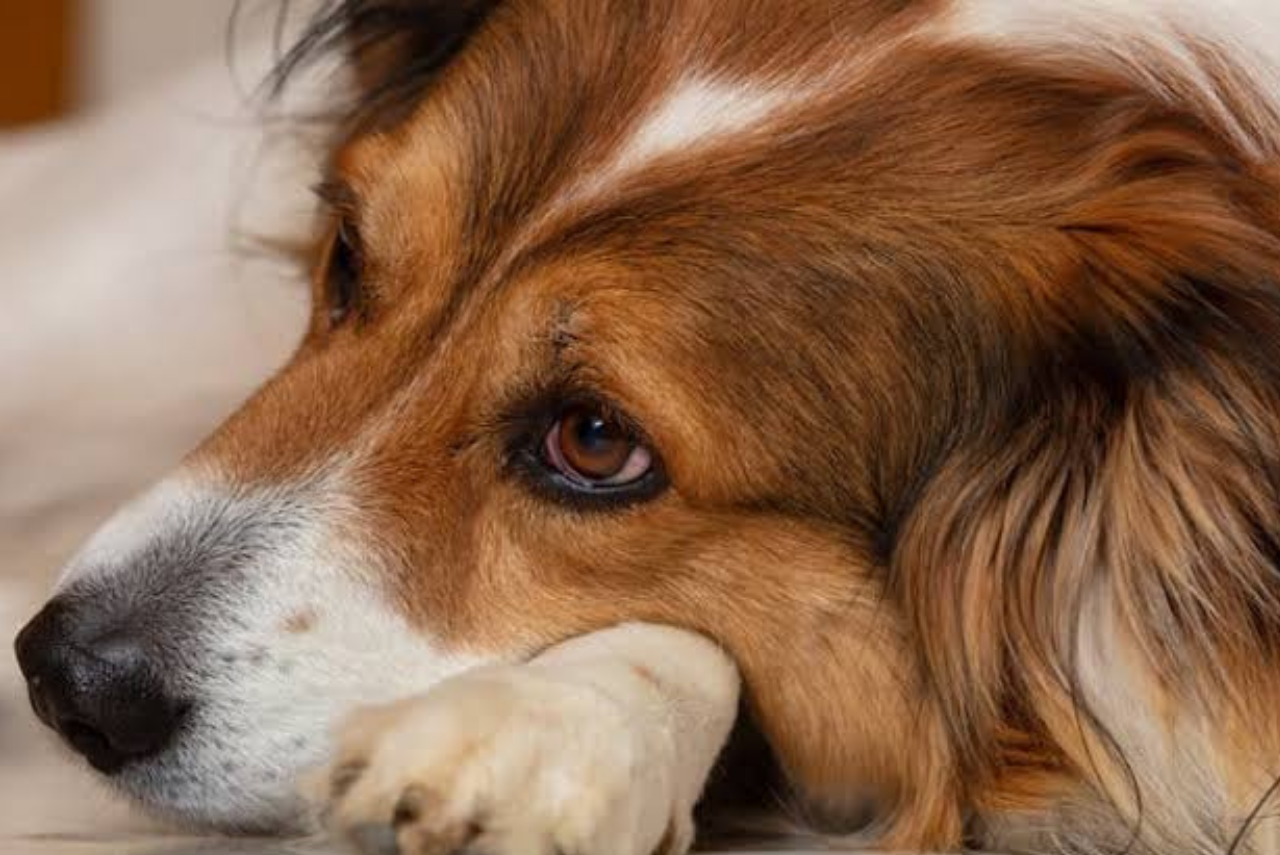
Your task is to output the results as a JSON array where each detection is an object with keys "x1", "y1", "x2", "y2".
[
  {"x1": 312, "y1": 178, "x2": 359, "y2": 214},
  {"x1": 550, "y1": 300, "x2": 581, "y2": 360}
]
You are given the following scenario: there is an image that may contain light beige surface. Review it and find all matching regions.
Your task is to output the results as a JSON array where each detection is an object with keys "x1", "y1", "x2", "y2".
[
  {"x1": 0, "y1": 31, "x2": 309, "y2": 850},
  {"x1": 79, "y1": 0, "x2": 240, "y2": 108},
  {"x1": 12, "y1": 836, "x2": 344, "y2": 855}
]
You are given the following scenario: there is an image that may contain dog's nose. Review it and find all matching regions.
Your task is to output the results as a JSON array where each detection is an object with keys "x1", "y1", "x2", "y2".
[{"x1": 14, "y1": 597, "x2": 188, "y2": 774}]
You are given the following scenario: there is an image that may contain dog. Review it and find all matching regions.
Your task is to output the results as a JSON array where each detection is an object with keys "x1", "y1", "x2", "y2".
[{"x1": 14, "y1": 1, "x2": 1280, "y2": 853}]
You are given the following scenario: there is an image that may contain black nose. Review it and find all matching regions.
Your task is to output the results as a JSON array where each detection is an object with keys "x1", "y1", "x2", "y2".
[{"x1": 14, "y1": 597, "x2": 189, "y2": 774}]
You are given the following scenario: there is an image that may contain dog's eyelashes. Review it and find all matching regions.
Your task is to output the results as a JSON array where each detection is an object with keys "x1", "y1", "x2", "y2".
[{"x1": 324, "y1": 217, "x2": 364, "y2": 327}]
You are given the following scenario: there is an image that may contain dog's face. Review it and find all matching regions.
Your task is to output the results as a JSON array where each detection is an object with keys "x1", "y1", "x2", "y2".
[
  {"x1": 16, "y1": 0, "x2": 1280, "y2": 843},
  {"x1": 17, "y1": 0, "x2": 936, "y2": 829}
]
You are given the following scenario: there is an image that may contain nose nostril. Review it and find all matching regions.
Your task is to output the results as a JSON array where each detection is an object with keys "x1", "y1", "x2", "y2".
[
  {"x1": 58, "y1": 718, "x2": 127, "y2": 774},
  {"x1": 27, "y1": 681, "x2": 52, "y2": 726}
]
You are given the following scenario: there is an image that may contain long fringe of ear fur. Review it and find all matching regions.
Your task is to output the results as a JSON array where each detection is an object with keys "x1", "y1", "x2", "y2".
[{"x1": 895, "y1": 60, "x2": 1280, "y2": 855}]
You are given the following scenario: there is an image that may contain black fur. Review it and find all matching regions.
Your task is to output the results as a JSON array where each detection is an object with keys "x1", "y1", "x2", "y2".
[{"x1": 266, "y1": 0, "x2": 503, "y2": 129}]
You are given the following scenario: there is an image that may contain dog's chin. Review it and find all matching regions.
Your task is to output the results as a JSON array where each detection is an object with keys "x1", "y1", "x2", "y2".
[
  {"x1": 116, "y1": 783, "x2": 315, "y2": 838},
  {"x1": 102, "y1": 723, "x2": 326, "y2": 835}
]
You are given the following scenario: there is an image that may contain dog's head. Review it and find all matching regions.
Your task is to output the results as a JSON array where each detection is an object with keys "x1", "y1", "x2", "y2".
[{"x1": 15, "y1": 0, "x2": 1280, "y2": 844}]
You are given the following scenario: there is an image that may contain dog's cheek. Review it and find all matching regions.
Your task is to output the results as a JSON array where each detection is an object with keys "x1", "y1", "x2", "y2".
[
  {"x1": 174, "y1": 502, "x2": 500, "y2": 788},
  {"x1": 394, "y1": 497, "x2": 965, "y2": 844}
]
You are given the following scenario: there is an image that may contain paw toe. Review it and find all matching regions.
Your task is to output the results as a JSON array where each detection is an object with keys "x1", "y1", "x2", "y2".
[{"x1": 392, "y1": 784, "x2": 434, "y2": 826}]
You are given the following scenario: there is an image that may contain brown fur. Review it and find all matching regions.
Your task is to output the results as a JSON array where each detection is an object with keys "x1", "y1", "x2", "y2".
[{"x1": 204, "y1": 0, "x2": 1280, "y2": 850}]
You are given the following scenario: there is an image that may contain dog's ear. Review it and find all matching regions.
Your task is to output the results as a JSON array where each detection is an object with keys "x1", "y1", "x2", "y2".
[
  {"x1": 271, "y1": 0, "x2": 504, "y2": 128},
  {"x1": 893, "y1": 105, "x2": 1280, "y2": 826}
]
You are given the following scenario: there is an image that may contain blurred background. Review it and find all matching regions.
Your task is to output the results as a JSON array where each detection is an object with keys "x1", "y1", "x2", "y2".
[
  {"x1": 1, "y1": 0, "x2": 252, "y2": 125},
  {"x1": 1, "y1": 1, "x2": 314, "y2": 845}
]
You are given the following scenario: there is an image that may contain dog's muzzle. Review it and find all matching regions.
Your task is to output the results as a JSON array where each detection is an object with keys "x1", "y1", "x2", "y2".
[{"x1": 7, "y1": 478, "x2": 488, "y2": 831}]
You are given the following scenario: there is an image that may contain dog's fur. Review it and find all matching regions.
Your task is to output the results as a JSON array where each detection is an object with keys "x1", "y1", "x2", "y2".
[{"x1": 17, "y1": 1, "x2": 1280, "y2": 853}]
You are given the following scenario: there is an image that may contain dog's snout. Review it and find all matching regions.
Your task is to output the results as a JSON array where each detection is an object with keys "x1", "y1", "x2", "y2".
[{"x1": 14, "y1": 597, "x2": 189, "y2": 774}]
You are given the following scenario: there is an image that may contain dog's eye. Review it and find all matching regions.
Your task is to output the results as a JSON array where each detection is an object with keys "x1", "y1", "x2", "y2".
[
  {"x1": 324, "y1": 218, "x2": 363, "y2": 326},
  {"x1": 543, "y1": 407, "x2": 653, "y2": 487}
]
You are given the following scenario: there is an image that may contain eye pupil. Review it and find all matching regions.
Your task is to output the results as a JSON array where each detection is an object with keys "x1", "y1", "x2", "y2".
[
  {"x1": 573, "y1": 414, "x2": 619, "y2": 453},
  {"x1": 560, "y1": 410, "x2": 631, "y2": 478}
]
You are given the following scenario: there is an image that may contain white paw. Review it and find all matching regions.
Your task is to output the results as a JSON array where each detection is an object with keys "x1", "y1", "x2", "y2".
[{"x1": 318, "y1": 665, "x2": 693, "y2": 855}]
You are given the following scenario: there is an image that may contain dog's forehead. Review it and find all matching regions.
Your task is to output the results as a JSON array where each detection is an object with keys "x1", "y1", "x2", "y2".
[
  {"x1": 258, "y1": 0, "x2": 1280, "y2": 490},
  {"x1": 310, "y1": 4, "x2": 954, "y2": 479},
  {"x1": 332, "y1": 0, "x2": 945, "y2": 299}
]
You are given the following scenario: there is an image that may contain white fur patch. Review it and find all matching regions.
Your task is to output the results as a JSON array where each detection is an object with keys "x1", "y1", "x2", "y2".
[
  {"x1": 57, "y1": 475, "x2": 209, "y2": 588},
  {"x1": 944, "y1": 0, "x2": 1280, "y2": 157},
  {"x1": 50, "y1": 467, "x2": 493, "y2": 831},
  {"x1": 154, "y1": 513, "x2": 489, "y2": 829},
  {"x1": 948, "y1": 0, "x2": 1280, "y2": 57},
  {"x1": 539, "y1": 74, "x2": 797, "y2": 224},
  {"x1": 952, "y1": 0, "x2": 1277, "y2": 35},
  {"x1": 615, "y1": 76, "x2": 793, "y2": 174}
]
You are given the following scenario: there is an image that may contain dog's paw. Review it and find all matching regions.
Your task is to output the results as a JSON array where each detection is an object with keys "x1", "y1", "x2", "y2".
[{"x1": 318, "y1": 665, "x2": 692, "y2": 855}]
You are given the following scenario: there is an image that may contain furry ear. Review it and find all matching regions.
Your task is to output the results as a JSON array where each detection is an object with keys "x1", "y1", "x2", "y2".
[
  {"x1": 894, "y1": 129, "x2": 1280, "y2": 849},
  {"x1": 269, "y1": 0, "x2": 503, "y2": 128}
]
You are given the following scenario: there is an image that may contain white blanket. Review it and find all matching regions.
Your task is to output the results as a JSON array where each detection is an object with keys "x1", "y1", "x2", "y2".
[{"x1": 0, "y1": 45, "x2": 308, "y2": 840}]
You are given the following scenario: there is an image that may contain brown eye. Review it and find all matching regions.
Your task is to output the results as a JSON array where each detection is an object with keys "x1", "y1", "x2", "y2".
[
  {"x1": 324, "y1": 218, "x2": 362, "y2": 326},
  {"x1": 543, "y1": 407, "x2": 653, "y2": 486}
]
